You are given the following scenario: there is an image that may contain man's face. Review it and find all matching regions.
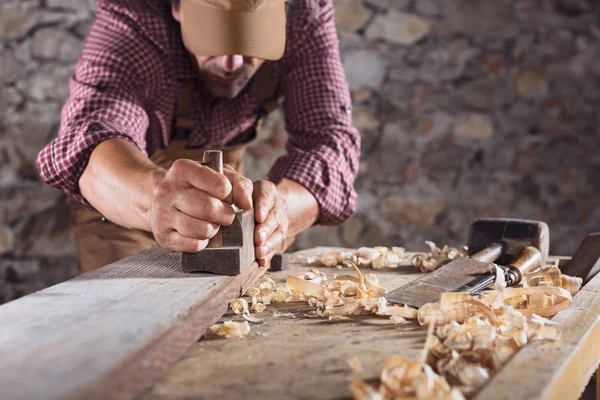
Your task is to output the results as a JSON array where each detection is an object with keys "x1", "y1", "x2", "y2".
[{"x1": 172, "y1": 5, "x2": 265, "y2": 98}]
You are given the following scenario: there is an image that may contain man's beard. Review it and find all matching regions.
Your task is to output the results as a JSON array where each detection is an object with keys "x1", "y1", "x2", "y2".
[{"x1": 200, "y1": 61, "x2": 255, "y2": 99}]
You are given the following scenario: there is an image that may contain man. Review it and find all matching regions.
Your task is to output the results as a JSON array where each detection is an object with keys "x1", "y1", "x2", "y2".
[{"x1": 36, "y1": 0, "x2": 360, "y2": 273}]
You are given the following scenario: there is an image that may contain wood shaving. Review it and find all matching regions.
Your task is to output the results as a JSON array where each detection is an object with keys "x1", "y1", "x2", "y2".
[
  {"x1": 329, "y1": 315, "x2": 352, "y2": 322},
  {"x1": 350, "y1": 261, "x2": 577, "y2": 399},
  {"x1": 301, "y1": 243, "x2": 467, "y2": 272},
  {"x1": 390, "y1": 316, "x2": 407, "y2": 324},
  {"x1": 411, "y1": 242, "x2": 469, "y2": 273},
  {"x1": 285, "y1": 261, "x2": 390, "y2": 317},
  {"x1": 207, "y1": 320, "x2": 250, "y2": 339}
]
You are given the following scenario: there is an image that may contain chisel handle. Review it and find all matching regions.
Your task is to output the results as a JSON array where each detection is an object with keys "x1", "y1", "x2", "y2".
[
  {"x1": 202, "y1": 150, "x2": 223, "y2": 174},
  {"x1": 506, "y1": 246, "x2": 542, "y2": 285},
  {"x1": 202, "y1": 150, "x2": 223, "y2": 248}
]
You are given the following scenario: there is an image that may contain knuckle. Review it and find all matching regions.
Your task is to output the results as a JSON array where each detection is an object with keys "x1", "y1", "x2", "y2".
[
  {"x1": 206, "y1": 197, "x2": 222, "y2": 213},
  {"x1": 170, "y1": 159, "x2": 196, "y2": 176},
  {"x1": 212, "y1": 174, "x2": 232, "y2": 198},
  {"x1": 153, "y1": 183, "x2": 169, "y2": 200},
  {"x1": 197, "y1": 222, "x2": 215, "y2": 239},
  {"x1": 262, "y1": 180, "x2": 276, "y2": 192}
]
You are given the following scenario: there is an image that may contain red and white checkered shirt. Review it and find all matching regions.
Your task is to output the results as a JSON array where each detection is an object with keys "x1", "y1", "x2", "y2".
[{"x1": 36, "y1": 0, "x2": 360, "y2": 225}]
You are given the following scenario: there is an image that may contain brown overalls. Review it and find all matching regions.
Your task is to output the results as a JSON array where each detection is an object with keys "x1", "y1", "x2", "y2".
[{"x1": 69, "y1": 64, "x2": 279, "y2": 274}]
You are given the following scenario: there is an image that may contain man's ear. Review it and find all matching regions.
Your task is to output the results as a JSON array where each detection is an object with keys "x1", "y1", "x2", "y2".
[{"x1": 172, "y1": 3, "x2": 182, "y2": 22}]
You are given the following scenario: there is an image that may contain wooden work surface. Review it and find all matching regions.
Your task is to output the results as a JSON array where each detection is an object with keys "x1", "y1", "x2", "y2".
[
  {"x1": 142, "y1": 247, "x2": 600, "y2": 400},
  {"x1": 0, "y1": 247, "x2": 267, "y2": 400}
]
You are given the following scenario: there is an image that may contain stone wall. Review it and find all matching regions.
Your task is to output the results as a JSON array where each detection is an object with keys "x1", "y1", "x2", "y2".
[{"x1": 0, "y1": 0, "x2": 599, "y2": 303}]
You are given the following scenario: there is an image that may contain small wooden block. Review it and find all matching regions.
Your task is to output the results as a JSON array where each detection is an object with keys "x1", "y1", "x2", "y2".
[{"x1": 269, "y1": 254, "x2": 289, "y2": 271}]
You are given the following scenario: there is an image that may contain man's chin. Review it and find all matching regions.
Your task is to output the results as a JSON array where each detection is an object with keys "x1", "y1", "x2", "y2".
[{"x1": 206, "y1": 80, "x2": 247, "y2": 99}]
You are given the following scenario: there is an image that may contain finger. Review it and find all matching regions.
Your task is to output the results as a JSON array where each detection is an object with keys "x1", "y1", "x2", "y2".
[
  {"x1": 256, "y1": 228, "x2": 286, "y2": 261},
  {"x1": 168, "y1": 159, "x2": 232, "y2": 200},
  {"x1": 254, "y1": 212, "x2": 278, "y2": 246},
  {"x1": 156, "y1": 230, "x2": 210, "y2": 253},
  {"x1": 254, "y1": 196, "x2": 287, "y2": 245},
  {"x1": 172, "y1": 212, "x2": 219, "y2": 240},
  {"x1": 253, "y1": 180, "x2": 277, "y2": 223},
  {"x1": 174, "y1": 188, "x2": 236, "y2": 226},
  {"x1": 223, "y1": 165, "x2": 253, "y2": 210}
]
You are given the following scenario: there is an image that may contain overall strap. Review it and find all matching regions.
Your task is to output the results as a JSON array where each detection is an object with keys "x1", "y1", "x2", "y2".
[{"x1": 172, "y1": 78, "x2": 195, "y2": 140}]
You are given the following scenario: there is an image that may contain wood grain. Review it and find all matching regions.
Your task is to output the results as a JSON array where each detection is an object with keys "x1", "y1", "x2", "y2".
[{"x1": 0, "y1": 247, "x2": 267, "y2": 400}]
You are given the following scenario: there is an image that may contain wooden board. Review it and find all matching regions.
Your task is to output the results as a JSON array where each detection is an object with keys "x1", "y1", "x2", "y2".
[
  {"x1": 141, "y1": 248, "x2": 599, "y2": 400},
  {"x1": 0, "y1": 247, "x2": 267, "y2": 400}
]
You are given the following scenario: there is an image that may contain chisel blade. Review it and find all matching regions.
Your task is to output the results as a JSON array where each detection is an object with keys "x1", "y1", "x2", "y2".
[{"x1": 386, "y1": 258, "x2": 494, "y2": 308}]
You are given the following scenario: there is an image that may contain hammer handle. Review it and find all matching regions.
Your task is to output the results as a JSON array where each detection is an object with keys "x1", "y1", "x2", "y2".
[
  {"x1": 506, "y1": 246, "x2": 542, "y2": 285},
  {"x1": 471, "y1": 242, "x2": 505, "y2": 263},
  {"x1": 202, "y1": 150, "x2": 224, "y2": 248}
]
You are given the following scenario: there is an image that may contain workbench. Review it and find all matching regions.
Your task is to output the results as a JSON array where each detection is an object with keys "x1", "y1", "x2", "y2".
[
  {"x1": 140, "y1": 247, "x2": 600, "y2": 400},
  {"x1": 0, "y1": 246, "x2": 598, "y2": 400}
]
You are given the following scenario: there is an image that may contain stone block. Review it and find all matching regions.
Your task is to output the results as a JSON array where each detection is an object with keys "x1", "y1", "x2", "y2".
[
  {"x1": 13, "y1": 201, "x2": 76, "y2": 258},
  {"x1": 343, "y1": 49, "x2": 387, "y2": 90},
  {"x1": 334, "y1": 0, "x2": 370, "y2": 33},
  {"x1": 0, "y1": 51, "x2": 25, "y2": 85},
  {"x1": 452, "y1": 114, "x2": 494, "y2": 141},
  {"x1": 366, "y1": 10, "x2": 431, "y2": 45},
  {"x1": 31, "y1": 27, "x2": 83, "y2": 61}
]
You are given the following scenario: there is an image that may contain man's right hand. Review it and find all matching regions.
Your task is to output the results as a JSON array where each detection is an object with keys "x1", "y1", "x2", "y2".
[{"x1": 150, "y1": 159, "x2": 253, "y2": 253}]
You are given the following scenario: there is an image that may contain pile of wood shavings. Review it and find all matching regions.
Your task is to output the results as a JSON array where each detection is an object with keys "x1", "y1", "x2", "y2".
[
  {"x1": 347, "y1": 264, "x2": 582, "y2": 399},
  {"x1": 302, "y1": 242, "x2": 468, "y2": 272}
]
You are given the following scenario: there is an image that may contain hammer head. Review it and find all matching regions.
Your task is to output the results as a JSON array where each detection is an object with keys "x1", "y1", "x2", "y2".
[
  {"x1": 467, "y1": 218, "x2": 549, "y2": 265},
  {"x1": 182, "y1": 209, "x2": 255, "y2": 275}
]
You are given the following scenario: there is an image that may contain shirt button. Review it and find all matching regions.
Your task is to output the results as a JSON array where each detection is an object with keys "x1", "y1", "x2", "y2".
[
  {"x1": 341, "y1": 104, "x2": 352, "y2": 115},
  {"x1": 96, "y1": 81, "x2": 108, "y2": 91}
]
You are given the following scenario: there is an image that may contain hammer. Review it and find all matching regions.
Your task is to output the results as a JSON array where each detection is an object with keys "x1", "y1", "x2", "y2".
[
  {"x1": 387, "y1": 218, "x2": 550, "y2": 308},
  {"x1": 181, "y1": 150, "x2": 256, "y2": 275}
]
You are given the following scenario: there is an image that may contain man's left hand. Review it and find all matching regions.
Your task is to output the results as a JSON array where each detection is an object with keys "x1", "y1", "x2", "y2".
[{"x1": 251, "y1": 180, "x2": 289, "y2": 266}]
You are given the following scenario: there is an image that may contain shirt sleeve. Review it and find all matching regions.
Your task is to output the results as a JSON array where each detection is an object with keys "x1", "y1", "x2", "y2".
[
  {"x1": 35, "y1": 3, "x2": 154, "y2": 205},
  {"x1": 268, "y1": 0, "x2": 361, "y2": 226}
]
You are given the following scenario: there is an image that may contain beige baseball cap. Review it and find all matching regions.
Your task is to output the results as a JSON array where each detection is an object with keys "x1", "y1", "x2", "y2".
[{"x1": 180, "y1": 0, "x2": 287, "y2": 61}]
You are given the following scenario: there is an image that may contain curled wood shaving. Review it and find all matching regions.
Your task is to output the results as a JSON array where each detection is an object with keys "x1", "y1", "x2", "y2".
[
  {"x1": 494, "y1": 286, "x2": 572, "y2": 317},
  {"x1": 252, "y1": 302, "x2": 266, "y2": 313},
  {"x1": 350, "y1": 354, "x2": 466, "y2": 400},
  {"x1": 303, "y1": 247, "x2": 410, "y2": 270},
  {"x1": 411, "y1": 242, "x2": 469, "y2": 273},
  {"x1": 231, "y1": 298, "x2": 249, "y2": 315},
  {"x1": 284, "y1": 262, "x2": 390, "y2": 317},
  {"x1": 207, "y1": 320, "x2": 250, "y2": 339},
  {"x1": 561, "y1": 275, "x2": 582, "y2": 296},
  {"x1": 303, "y1": 243, "x2": 467, "y2": 272}
]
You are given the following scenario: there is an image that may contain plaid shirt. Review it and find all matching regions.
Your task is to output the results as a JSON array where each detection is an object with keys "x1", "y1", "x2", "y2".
[{"x1": 36, "y1": 0, "x2": 360, "y2": 226}]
